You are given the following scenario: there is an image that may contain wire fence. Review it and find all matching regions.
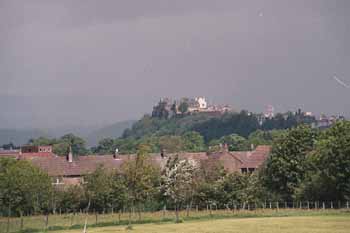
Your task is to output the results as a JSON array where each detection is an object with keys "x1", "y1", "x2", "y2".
[{"x1": 0, "y1": 201, "x2": 349, "y2": 233}]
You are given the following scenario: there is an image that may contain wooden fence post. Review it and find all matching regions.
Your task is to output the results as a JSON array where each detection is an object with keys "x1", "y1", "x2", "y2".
[
  {"x1": 20, "y1": 212, "x2": 24, "y2": 232},
  {"x1": 347, "y1": 201, "x2": 349, "y2": 209},
  {"x1": 331, "y1": 201, "x2": 333, "y2": 209},
  {"x1": 70, "y1": 213, "x2": 74, "y2": 227},
  {"x1": 322, "y1": 202, "x2": 325, "y2": 210},
  {"x1": 162, "y1": 205, "x2": 166, "y2": 219},
  {"x1": 307, "y1": 201, "x2": 310, "y2": 210},
  {"x1": 44, "y1": 214, "x2": 49, "y2": 231},
  {"x1": 269, "y1": 202, "x2": 272, "y2": 209}
]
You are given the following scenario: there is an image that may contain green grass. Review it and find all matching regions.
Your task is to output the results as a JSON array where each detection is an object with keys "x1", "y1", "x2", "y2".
[
  {"x1": 28, "y1": 215, "x2": 350, "y2": 233},
  {"x1": 0, "y1": 209, "x2": 349, "y2": 233}
]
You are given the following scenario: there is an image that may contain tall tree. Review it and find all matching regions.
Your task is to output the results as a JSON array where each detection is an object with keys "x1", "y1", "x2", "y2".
[
  {"x1": 262, "y1": 125, "x2": 317, "y2": 200},
  {"x1": 161, "y1": 155, "x2": 196, "y2": 222},
  {"x1": 297, "y1": 121, "x2": 350, "y2": 201},
  {"x1": 122, "y1": 144, "x2": 159, "y2": 222}
]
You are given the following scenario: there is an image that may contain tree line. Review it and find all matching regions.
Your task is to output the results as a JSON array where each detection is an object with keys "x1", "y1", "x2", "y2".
[
  {"x1": 1, "y1": 121, "x2": 349, "y2": 219},
  {"x1": 2, "y1": 109, "x2": 317, "y2": 156}
]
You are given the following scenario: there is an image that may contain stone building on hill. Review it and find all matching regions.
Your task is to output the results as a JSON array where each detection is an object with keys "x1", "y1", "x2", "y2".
[{"x1": 152, "y1": 97, "x2": 232, "y2": 118}]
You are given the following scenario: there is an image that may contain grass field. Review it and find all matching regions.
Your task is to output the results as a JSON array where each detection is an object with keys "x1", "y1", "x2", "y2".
[
  {"x1": 44, "y1": 215, "x2": 350, "y2": 233},
  {"x1": 0, "y1": 209, "x2": 349, "y2": 233}
]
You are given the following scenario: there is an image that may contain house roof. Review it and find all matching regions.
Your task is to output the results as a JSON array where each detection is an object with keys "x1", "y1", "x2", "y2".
[
  {"x1": 19, "y1": 145, "x2": 271, "y2": 177},
  {"x1": 232, "y1": 145, "x2": 271, "y2": 169}
]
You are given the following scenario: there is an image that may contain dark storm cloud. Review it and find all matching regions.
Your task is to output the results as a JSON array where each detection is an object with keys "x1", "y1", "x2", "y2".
[{"x1": 0, "y1": 0, "x2": 349, "y2": 128}]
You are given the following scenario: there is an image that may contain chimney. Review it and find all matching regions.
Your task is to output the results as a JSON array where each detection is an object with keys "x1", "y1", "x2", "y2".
[
  {"x1": 67, "y1": 146, "x2": 73, "y2": 163},
  {"x1": 113, "y1": 148, "x2": 119, "y2": 159},
  {"x1": 223, "y1": 143, "x2": 229, "y2": 152},
  {"x1": 160, "y1": 148, "x2": 165, "y2": 158},
  {"x1": 251, "y1": 144, "x2": 255, "y2": 151}
]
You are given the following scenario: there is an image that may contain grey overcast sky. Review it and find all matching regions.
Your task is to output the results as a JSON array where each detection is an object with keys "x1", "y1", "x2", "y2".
[{"x1": 1, "y1": 0, "x2": 349, "y2": 128}]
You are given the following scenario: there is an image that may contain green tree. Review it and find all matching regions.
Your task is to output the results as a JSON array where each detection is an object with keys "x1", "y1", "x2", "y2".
[
  {"x1": 60, "y1": 134, "x2": 89, "y2": 156},
  {"x1": 219, "y1": 134, "x2": 250, "y2": 151},
  {"x1": 297, "y1": 121, "x2": 350, "y2": 201},
  {"x1": 122, "y1": 144, "x2": 159, "y2": 223},
  {"x1": 55, "y1": 185, "x2": 86, "y2": 213},
  {"x1": 84, "y1": 166, "x2": 116, "y2": 213},
  {"x1": 0, "y1": 159, "x2": 52, "y2": 217},
  {"x1": 262, "y1": 125, "x2": 317, "y2": 200},
  {"x1": 92, "y1": 138, "x2": 116, "y2": 154},
  {"x1": 178, "y1": 101, "x2": 189, "y2": 115},
  {"x1": 248, "y1": 130, "x2": 286, "y2": 147},
  {"x1": 182, "y1": 131, "x2": 205, "y2": 152},
  {"x1": 158, "y1": 135, "x2": 184, "y2": 153}
]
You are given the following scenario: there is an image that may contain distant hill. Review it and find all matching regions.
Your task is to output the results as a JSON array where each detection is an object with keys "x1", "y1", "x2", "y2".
[
  {"x1": 0, "y1": 129, "x2": 51, "y2": 146},
  {"x1": 86, "y1": 120, "x2": 136, "y2": 146}
]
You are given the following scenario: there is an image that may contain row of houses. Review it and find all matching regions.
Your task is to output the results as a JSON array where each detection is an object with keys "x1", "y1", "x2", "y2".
[{"x1": 0, "y1": 144, "x2": 271, "y2": 186}]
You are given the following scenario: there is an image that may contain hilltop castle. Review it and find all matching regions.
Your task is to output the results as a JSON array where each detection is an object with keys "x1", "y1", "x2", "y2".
[{"x1": 152, "y1": 97, "x2": 232, "y2": 118}]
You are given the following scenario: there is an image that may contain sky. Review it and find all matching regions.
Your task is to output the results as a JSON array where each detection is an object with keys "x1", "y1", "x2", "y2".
[{"x1": 1, "y1": 0, "x2": 349, "y2": 129}]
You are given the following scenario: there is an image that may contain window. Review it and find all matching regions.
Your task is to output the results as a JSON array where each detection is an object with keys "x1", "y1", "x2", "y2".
[
  {"x1": 241, "y1": 168, "x2": 248, "y2": 173},
  {"x1": 248, "y1": 168, "x2": 255, "y2": 173}
]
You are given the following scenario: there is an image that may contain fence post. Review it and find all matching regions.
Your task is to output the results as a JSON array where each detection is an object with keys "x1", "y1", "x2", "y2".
[
  {"x1": 284, "y1": 202, "x2": 287, "y2": 209},
  {"x1": 299, "y1": 202, "x2": 302, "y2": 209},
  {"x1": 269, "y1": 202, "x2": 272, "y2": 209},
  {"x1": 45, "y1": 214, "x2": 49, "y2": 231},
  {"x1": 347, "y1": 201, "x2": 349, "y2": 209},
  {"x1": 307, "y1": 201, "x2": 310, "y2": 210},
  {"x1": 196, "y1": 205, "x2": 199, "y2": 212},
  {"x1": 20, "y1": 212, "x2": 24, "y2": 232},
  {"x1": 70, "y1": 213, "x2": 73, "y2": 226},
  {"x1": 163, "y1": 205, "x2": 166, "y2": 219},
  {"x1": 331, "y1": 201, "x2": 333, "y2": 209},
  {"x1": 322, "y1": 202, "x2": 325, "y2": 210}
]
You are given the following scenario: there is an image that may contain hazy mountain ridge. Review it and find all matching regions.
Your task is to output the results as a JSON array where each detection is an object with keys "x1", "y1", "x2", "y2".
[
  {"x1": 0, "y1": 120, "x2": 135, "y2": 147},
  {"x1": 86, "y1": 120, "x2": 136, "y2": 146}
]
